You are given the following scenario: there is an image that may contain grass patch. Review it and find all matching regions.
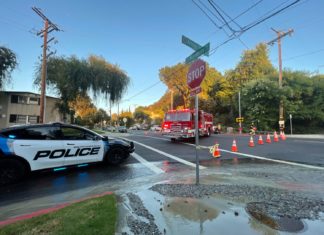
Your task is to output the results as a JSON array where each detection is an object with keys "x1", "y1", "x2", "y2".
[{"x1": 0, "y1": 194, "x2": 117, "y2": 235}]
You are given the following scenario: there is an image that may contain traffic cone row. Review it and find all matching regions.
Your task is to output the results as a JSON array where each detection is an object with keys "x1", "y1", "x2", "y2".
[{"x1": 210, "y1": 130, "x2": 287, "y2": 157}]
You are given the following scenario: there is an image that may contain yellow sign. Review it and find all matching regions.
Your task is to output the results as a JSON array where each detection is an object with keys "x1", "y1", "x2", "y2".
[{"x1": 236, "y1": 117, "x2": 244, "y2": 123}]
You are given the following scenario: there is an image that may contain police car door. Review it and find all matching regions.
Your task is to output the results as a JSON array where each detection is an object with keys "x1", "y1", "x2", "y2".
[
  {"x1": 60, "y1": 126, "x2": 104, "y2": 166},
  {"x1": 9, "y1": 126, "x2": 64, "y2": 171}
]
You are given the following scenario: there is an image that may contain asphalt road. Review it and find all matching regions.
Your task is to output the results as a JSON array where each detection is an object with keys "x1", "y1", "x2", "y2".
[
  {"x1": 125, "y1": 130, "x2": 324, "y2": 167},
  {"x1": 0, "y1": 130, "x2": 323, "y2": 221}
]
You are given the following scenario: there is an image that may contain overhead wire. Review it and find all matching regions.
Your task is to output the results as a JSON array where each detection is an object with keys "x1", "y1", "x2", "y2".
[{"x1": 209, "y1": 0, "x2": 302, "y2": 55}]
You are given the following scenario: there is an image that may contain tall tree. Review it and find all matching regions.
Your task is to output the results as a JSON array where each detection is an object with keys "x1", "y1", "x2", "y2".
[
  {"x1": 0, "y1": 46, "x2": 18, "y2": 89},
  {"x1": 226, "y1": 43, "x2": 276, "y2": 88},
  {"x1": 35, "y1": 55, "x2": 130, "y2": 118}
]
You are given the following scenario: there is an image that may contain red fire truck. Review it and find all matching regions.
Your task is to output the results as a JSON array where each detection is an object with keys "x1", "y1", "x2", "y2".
[{"x1": 161, "y1": 109, "x2": 213, "y2": 141}]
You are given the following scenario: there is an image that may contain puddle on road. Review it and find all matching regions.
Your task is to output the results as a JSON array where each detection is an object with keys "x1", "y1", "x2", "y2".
[
  {"x1": 127, "y1": 190, "x2": 279, "y2": 235},
  {"x1": 118, "y1": 189, "x2": 324, "y2": 235},
  {"x1": 246, "y1": 202, "x2": 304, "y2": 232}
]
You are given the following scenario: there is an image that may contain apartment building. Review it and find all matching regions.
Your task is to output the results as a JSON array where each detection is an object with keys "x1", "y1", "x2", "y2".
[{"x1": 0, "y1": 91, "x2": 63, "y2": 129}]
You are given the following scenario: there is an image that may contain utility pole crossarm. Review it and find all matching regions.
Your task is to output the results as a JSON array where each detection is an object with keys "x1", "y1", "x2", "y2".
[{"x1": 267, "y1": 29, "x2": 294, "y2": 45}]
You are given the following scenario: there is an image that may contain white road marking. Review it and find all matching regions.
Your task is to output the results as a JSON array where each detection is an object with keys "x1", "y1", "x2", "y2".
[
  {"x1": 183, "y1": 143, "x2": 324, "y2": 171},
  {"x1": 125, "y1": 138, "x2": 206, "y2": 170},
  {"x1": 129, "y1": 133, "x2": 324, "y2": 170},
  {"x1": 131, "y1": 152, "x2": 164, "y2": 174},
  {"x1": 293, "y1": 140, "x2": 324, "y2": 144}
]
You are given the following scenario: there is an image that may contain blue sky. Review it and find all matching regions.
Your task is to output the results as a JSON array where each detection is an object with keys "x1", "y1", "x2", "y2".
[{"x1": 1, "y1": 0, "x2": 324, "y2": 114}]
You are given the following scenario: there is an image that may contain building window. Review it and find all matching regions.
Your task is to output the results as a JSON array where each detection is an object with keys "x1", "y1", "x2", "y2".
[
  {"x1": 29, "y1": 97, "x2": 40, "y2": 105},
  {"x1": 9, "y1": 114, "x2": 17, "y2": 123},
  {"x1": 11, "y1": 95, "x2": 18, "y2": 103},
  {"x1": 9, "y1": 114, "x2": 27, "y2": 124},
  {"x1": 28, "y1": 115, "x2": 40, "y2": 124},
  {"x1": 11, "y1": 95, "x2": 39, "y2": 105}
]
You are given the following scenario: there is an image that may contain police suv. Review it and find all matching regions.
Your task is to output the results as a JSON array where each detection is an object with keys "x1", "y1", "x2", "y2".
[{"x1": 0, "y1": 123, "x2": 135, "y2": 185}]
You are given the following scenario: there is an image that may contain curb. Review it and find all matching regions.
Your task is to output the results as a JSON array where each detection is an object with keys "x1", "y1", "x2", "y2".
[{"x1": 0, "y1": 191, "x2": 113, "y2": 227}]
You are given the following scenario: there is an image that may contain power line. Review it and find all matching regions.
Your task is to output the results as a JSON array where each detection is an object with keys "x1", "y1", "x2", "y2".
[
  {"x1": 282, "y1": 48, "x2": 324, "y2": 61},
  {"x1": 209, "y1": 0, "x2": 242, "y2": 30},
  {"x1": 241, "y1": 0, "x2": 301, "y2": 33},
  {"x1": 209, "y1": 0, "x2": 301, "y2": 55},
  {"x1": 192, "y1": 0, "x2": 221, "y2": 29},
  {"x1": 207, "y1": 0, "x2": 240, "y2": 33}
]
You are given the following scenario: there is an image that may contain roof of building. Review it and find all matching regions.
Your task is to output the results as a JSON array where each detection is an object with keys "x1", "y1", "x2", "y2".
[{"x1": 0, "y1": 91, "x2": 60, "y2": 100}]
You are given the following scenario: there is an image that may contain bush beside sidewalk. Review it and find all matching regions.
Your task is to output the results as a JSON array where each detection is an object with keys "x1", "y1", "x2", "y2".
[{"x1": 0, "y1": 194, "x2": 117, "y2": 235}]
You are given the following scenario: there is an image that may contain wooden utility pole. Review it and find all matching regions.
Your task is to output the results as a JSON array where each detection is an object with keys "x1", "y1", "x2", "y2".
[
  {"x1": 267, "y1": 28, "x2": 293, "y2": 131},
  {"x1": 170, "y1": 90, "x2": 173, "y2": 110},
  {"x1": 32, "y1": 7, "x2": 60, "y2": 123}
]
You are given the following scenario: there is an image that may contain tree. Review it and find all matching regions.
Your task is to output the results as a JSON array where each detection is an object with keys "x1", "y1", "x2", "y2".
[
  {"x1": 241, "y1": 78, "x2": 282, "y2": 131},
  {"x1": 133, "y1": 107, "x2": 151, "y2": 124},
  {"x1": 0, "y1": 46, "x2": 18, "y2": 89},
  {"x1": 34, "y1": 55, "x2": 130, "y2": 120},
  {"x1": 159, "y1": 62, "x2": 222, "y2": 108},
  {"x1": 226, "y1": 43, "x2": 276, "y2": 88},
  {"x1": 202, "y1": 76, "x2": 235, "y2": 125}
]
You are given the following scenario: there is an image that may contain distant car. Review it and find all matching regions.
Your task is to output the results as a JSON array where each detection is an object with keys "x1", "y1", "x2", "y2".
[
  {"x1": 117, "y1": 126, "x2": 127, "y2": 133},
  {"x1": 106, "y1": 126, "x2": 116, "y2": 132},
  {"x1": 0, "y1": 123, "x2": 135, "y2": 185},
  {"x1": 150, "y1": 125, "x2": 162, "y2": 132},
  {"x1": 130, "y1": 125, "x2": 140, "y2": 130}
]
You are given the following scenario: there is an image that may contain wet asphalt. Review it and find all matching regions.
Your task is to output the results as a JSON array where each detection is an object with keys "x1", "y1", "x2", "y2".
[{"x1": 0, "y1": 130, "x2": 323, "y2": 234}]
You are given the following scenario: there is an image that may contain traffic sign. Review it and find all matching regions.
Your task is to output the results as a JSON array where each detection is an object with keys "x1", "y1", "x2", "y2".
[
  {"x1": 185, "y1": 43, "x2": 210, "y2": 64},
  {"x1": 187, "y1": 59, "x2": 206, "y2": 90},
  {"x1": 190, "y1": 86, "x2": 202, "y2": 97},
  {"x1": 236, "y1": 117, "x2": 244, "y2": 123},
  {"x1": 123, "y1": 118, "x2": 127, "y2": 123},
  {"x1": 182, "y1": 36, "x2": 209, "y2": 55}
]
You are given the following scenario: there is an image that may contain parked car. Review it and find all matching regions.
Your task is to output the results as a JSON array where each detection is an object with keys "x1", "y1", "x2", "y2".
[
  {"x1": 117, "y1": 126, "x2": 127, "y2": 133},
  {"x1": 0, "y1": 123, "x2": 135, "y2": 185},
  {"x1": 150, "y1": 125, "x2": 162, "y2": 132},
  {"x1": 130, "y1": 125, "x2": 140, "y2": 130}
]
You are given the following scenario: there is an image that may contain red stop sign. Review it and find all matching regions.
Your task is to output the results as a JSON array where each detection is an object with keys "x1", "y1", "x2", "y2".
[{"x1": 187, "y1": 59, "x2": 206, "y2": 89}]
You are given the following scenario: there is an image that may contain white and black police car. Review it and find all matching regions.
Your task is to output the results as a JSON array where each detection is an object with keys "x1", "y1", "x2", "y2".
[{"x1": 0, "y1": 123, "x2": 135, "y2": 185}]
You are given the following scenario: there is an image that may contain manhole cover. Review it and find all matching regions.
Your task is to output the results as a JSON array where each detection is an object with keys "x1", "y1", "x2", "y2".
[{"x1": 246, "y1": 202, "x2": 304, "y2": 232}]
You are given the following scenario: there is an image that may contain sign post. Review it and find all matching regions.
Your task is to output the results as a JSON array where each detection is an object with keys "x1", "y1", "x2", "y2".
[
  {"x1": 183, "y1": 36, "x2": 209, "y2": 185},
  {"x1": 187, "y1": 59, "x2": 206, "y2": 185},
  {"x1": 289, "y1": 114, "x2": 292, "y2": 135}
]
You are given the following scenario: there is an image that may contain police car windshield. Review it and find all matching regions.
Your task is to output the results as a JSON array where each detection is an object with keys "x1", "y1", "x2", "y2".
[{"x1": 164, "y1": 112, "x2": 191, "y2": 121}]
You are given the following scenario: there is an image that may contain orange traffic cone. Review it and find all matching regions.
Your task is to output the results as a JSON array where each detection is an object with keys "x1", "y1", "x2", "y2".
[
  {"x1": 266, "y1": 133, "x2": 271, "y2": 143},
  {"x1": 258, "y1": 135, "x2": 264, "y2": 145},
  {"x1": 249, "y1": 136, "x2": 255, "y2": 147},
  {"x1": 274, "y1": 131, "x2": 279, "y2": 142},
  {"x1": 210, "y1": 143, "x2": 221, "y2": 158},
  {"x1": 231, "y1": 139, "x2": 238, "y2": 152}
]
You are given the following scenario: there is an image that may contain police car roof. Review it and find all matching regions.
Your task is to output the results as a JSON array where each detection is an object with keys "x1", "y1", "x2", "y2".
[{"x1": 0, "y1": 122, "x2": 78, "y2": 133}]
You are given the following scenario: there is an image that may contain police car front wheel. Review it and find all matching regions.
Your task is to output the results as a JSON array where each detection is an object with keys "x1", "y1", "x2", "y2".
[{"x1": 0, "y1": 159, "x2": 27, "y2": 185}]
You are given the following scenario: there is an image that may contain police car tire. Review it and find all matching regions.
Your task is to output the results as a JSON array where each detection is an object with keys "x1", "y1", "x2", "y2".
[
  {"x1": 0, "y1": 159, "x2": 26, "y2": 185},
  {"x1": 106, "y1": 148, "x2": 127, "y2": 165}
]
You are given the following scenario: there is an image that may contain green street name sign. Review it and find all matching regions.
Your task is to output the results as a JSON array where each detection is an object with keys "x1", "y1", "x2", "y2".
[{"x1": 182, "y1": 36, "x2": 210, "y2": 64}]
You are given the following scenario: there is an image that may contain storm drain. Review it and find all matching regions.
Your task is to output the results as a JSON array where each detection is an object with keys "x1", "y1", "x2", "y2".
[{"x1": 246, "y1": 202, "x2": 304, "y2": 232}]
